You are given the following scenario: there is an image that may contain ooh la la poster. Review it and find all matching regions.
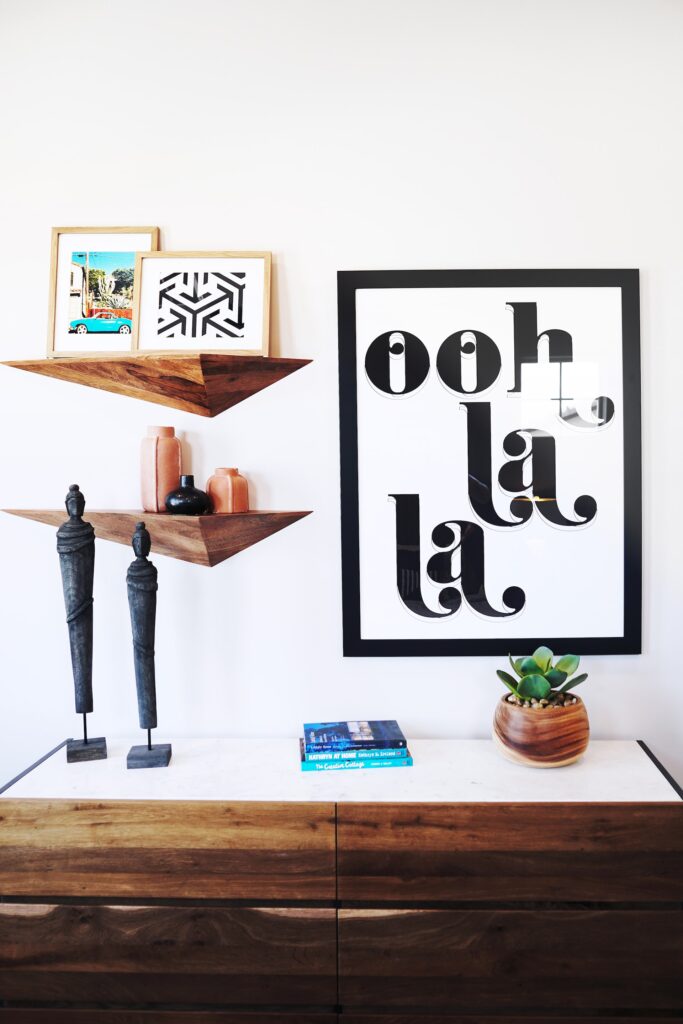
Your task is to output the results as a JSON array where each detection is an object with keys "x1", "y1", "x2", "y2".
[{"x1": 338, "y1": 270, "x2": 641, "y2": 656}]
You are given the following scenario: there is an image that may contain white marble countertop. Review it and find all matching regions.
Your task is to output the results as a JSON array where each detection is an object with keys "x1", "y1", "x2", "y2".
[{"x1": 1, "y1": 738, "x2": 679, "y2": 803}]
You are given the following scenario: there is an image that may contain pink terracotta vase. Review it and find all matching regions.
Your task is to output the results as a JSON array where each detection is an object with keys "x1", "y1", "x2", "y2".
[
  {"x1": 206, "y1": 468, "x2": 249, "y2": 513},
  {"x1": 141, "y1": 427, "x2": 182, "y2": 513}
]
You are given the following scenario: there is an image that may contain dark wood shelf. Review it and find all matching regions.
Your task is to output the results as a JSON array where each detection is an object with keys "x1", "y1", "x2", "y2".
[
  {"x1": 1, "y1": 352, "x2": 311, "y2": 417},
  {"x1": 4, "y1": 509, "x2": 312, "y2": 567}
]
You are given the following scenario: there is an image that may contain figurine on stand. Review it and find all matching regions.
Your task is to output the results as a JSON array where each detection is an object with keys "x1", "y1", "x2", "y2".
[
  {"x1": 56, "y1": 484, "x2": 107, "y2": 762},
  {"x1": 126, "y1": 522, "x2": 172, "y2": 768}
]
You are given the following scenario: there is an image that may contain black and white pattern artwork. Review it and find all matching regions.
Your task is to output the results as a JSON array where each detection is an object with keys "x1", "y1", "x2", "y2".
[
  {"x1": 135, "y1": 252, "x2": 270, "y2": 355},
  {"x1": 157, "y1": 271, "x2": 246, "y2": 340},
  {"x1": 338, "y1": 269, "x2": 642, "y2": 657}
]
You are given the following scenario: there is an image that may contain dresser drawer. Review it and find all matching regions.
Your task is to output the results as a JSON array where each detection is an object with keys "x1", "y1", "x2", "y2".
[
  {"x1": 0, "y1": 800, "x2": 336, "y2": 900},
  {"x1": 339, "y1": 907, "x2": 683, "y2": 1011},
  {"x1": 0, "y1": 903, "x2": 337, "y2": 1006},
  {"x1": 339, "y1": 1018, "x2": 676, "y2": 1024},
  {"x1": 337, "y1": 802, "x2": 683, "y2": 902},
  {"x1": 0, "y1": 1015, "x2": 336, "y2": 1023}
]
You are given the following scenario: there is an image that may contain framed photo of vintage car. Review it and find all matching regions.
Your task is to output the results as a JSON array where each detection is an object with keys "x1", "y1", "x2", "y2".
[
  {"x1": 132, "y1": 251, "x2": 271, "y2": 356},
  {"x1": 47, "y1": 226, "x2": 160, "y2": 356}
]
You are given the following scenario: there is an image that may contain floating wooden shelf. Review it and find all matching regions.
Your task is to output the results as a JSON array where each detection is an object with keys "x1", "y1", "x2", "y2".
[
  {"x1": 4, "y1": 509, "x2": 312, "y2": 567},
  {"x1": 1, "y1": 352, "x2": 311, "y2": 418}
]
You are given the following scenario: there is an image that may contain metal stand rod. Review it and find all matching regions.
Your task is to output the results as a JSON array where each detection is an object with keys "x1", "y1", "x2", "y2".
[
  {"x1": 83, "y1": 713, "x2": 88, "y2": 745},
  {"x1": 147, "y1": 728, "x2": 152, "y2": 751}
]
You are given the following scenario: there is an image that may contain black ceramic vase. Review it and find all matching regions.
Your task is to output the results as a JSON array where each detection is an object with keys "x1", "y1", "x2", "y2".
[{"x1": 165, "y1": 475, "x2": 211, "y2": 515}]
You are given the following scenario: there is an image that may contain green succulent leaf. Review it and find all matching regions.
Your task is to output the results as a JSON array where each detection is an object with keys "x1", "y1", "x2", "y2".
[
  {"x1": 559, "y1": 672, "x2": 588, "y2": 693},
  {"x1": 555, "y1": 654, "x2": 580, "y2": 676},
  {"x1": 497, "y1": 670, "x2": 520, "y2": 696},
  {"x1": 508, "y1": 654, "x2": 524, "y2": 678},
  {"x1": 519, "y1": 656, "x2": 540, "y2": 676},
  {"x1": 532, "y1": 646, "x2": 554, "y2": 672},
  {"x1": 545, "y1": 668, "x2": 568, "y2": 688},
  {"x1": 518, "y1": 674, "x2": 552, "y2": 700}
]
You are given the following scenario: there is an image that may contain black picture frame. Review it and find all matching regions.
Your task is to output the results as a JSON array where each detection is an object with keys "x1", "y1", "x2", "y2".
[{"x1": 338, "y1": 269, "x2": 642, "y2": 657}]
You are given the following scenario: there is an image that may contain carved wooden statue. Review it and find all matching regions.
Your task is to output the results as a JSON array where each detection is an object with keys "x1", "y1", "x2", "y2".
[
  {"x1": 126, "y1": 521, "x2": 172, "y2": 768},
  {"x1": 56, "y1": 484, "x2": 107, "y2": 762}
]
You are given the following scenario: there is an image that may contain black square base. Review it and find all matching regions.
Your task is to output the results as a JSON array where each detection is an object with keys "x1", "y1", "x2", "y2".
[
  {"x1": 66, "y1": 736, "x2": 108, "y2": 763},
  {"x1": 127, "y1": 743, "x2": 172, "y2": 769}
]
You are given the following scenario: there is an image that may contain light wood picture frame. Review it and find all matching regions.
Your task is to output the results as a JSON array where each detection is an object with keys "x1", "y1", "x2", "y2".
[
  {"x1": 47, "y1": 226, "x2": 160, "y2": 357},
  {"x1": 132, "y1": 251, "x2": 271, "y2": 357}
]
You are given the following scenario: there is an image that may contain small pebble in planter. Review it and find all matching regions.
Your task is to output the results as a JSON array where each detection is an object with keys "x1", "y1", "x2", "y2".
[{"x1": 493, "y1": 646, "x2": 590, "y2": 768}]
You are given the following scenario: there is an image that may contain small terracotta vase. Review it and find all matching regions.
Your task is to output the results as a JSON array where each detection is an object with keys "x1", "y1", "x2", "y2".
[
  {"x1": 493, "y1": 695, "x2": 590, "y2": 768},
  {"x1": 141, "y1": 427, "x2": 181, "y2": 513},
  {"x1": 165, "y1": 475, "x2": 211, "y2": 516},
  {"x1": 206, "y1": 468, "x2": 249, "y2": 514}
]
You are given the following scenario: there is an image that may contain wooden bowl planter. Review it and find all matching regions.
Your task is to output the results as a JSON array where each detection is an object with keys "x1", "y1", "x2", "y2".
[{"x1": 493, "y1": 695, "x2": 590, "y2": 768}]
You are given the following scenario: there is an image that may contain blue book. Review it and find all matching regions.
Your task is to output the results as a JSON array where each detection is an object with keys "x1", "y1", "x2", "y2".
[
  {"x1": 299, "y1": 740, "x2": 413, "y2": 771},
  {"x1": 305, "y1": 746, "x2": 408, "y2": 762},
  {"x1": 303, "y1": 720, "x2": 407, "y2": 752}
]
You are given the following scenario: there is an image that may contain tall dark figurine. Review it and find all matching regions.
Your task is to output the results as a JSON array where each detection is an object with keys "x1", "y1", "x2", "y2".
[
  {"x1": 126, "y1": 522, "x2": 172, "y2": 768},
  {"x1": 57, "y1": 484, "x2": 107, "y2": 762}
]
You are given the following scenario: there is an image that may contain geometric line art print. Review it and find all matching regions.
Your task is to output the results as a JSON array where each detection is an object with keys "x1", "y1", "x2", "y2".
[{"x1": 157, "y1": 271, "x2": 246, "y2": 339}]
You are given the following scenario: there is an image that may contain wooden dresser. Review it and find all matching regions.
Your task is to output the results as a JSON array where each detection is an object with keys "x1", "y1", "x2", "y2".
[{"x1": 0, "y1": 738, "x2": 681, "y2": 1022}]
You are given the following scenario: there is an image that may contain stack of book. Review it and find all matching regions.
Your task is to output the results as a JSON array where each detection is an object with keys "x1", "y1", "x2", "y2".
[{"x1": 299, "y1": 720, "x2": 412, "y2": 771}]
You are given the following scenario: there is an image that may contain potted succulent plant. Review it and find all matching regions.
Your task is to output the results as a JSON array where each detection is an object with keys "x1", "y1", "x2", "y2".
[{"x1": 494, "y1": 646, "x2": 589, "y2": 768}]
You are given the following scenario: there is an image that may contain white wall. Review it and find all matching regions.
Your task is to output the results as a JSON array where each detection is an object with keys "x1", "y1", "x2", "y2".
[{"x1": 1, "y1": 0, "x2": 682, "y2": 784}]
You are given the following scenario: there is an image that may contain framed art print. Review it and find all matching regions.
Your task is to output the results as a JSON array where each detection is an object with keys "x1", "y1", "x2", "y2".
[
  {"x1": 48, "y1": 226, "x2": 160, "y2": 356},
  {"x1": 133, "y1": 251, "x2": 271, "y2": 355},
  {"x1": 338, "y1": 269, "x2": 641, "y2": 656}
]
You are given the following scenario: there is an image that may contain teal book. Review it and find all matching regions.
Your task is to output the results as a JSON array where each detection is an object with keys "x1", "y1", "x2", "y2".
[{"x1": 299, "y1": 739, "x2": 413, "y2": 771}]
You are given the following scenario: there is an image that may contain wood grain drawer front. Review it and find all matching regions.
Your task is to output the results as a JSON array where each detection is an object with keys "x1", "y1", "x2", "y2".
[
  {"x1": 0, "y1": 1011, "x2": 335, "y2": 1019},
  {"x1": 0, "y1": 1014, "x2": 337, "y2": 1023},
  {"x1": 339, "y1": 1019, "x2": 682, "y2": 1024},
  {"x1": 337, "y1": 802, "x2": 683, "y2": 901},
  {"x1": 0, "y1": 904, "x2": 337, "y2": 1007},
  {"x1": 338, "y1": 908, "x2": 683, "y2": 1011},
  {"x1": 0, "y1": 800, "x2": 335, "y2": 900},
  {"x1": 0, "y1": 1018, "x2": 672, "y2": 1024},
  {"x1": 0, "y1": 1019, "x2": 674, "y2": 1024}
]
